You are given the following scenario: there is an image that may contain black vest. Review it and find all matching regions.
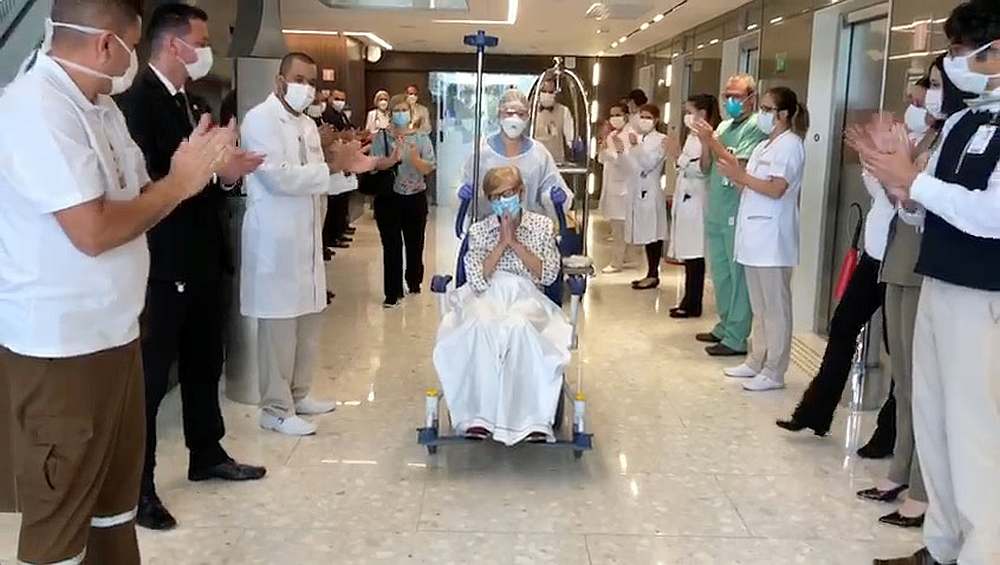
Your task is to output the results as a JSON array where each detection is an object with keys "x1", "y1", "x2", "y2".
[{"x1": 915, "y1": 109, "x2": 1000, "y2": 291}]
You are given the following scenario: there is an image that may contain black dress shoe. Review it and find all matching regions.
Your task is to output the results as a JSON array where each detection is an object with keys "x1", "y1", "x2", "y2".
[
  {"x1": 408, "y1": 285, "x2": 422, "y2": 295},
  {"x1": 137, "y1": 493, "x2": 177, "y2": 531},
  {"x1": 857, "y1": 438, "x2": 894, "y2": 459},
  {"x1": 326, "y1": 291, "x2": 336, "y2": 305},
  {"x1": 705, "y1": 343, "x2": 747, "y2": 356},
  {"x1": 695, "y1": 332, "x2": 722, "y2": 343},
  {"x1": 857, "y1": 484, "x2": 908, "y2": 503},
  {"x1": 775, "y1": 417, "x2": 829, "y2": 437},
  {"x1": 631, "y1": 277, "x2": 660, "y2": 290},
  {"x1": 338, "y1": 236, "x2": 354, "y2": 243},
  {"x1": 332, "y1": 240, "x2": 350, "y2": 249},
  {"x1": 188, "y1": 460, "x2": 267, "y2": 482},
  {"x1": 323, "y1": 248, "x2": 334, "y2": 262},
  {"x1": 873, "y1": 547, "x2": 942, "y2": 565},
  {"x1": 879, "y1": 511, "x2": 925, "y2": 529},
  {"x1": 669, "y1": 308, "x2": 701, "y2": 319},
  {"x1": 345, "y1": 226, "x2": 357, "y2": 235}
]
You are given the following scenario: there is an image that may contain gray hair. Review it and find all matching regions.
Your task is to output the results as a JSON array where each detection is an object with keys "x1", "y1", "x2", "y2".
[
  {"x1": 499, "y1": 88, "x2": 528, "y2": 112},
  {"x1": 727, "y1": 73, "x2": 757, "y2": 94}
]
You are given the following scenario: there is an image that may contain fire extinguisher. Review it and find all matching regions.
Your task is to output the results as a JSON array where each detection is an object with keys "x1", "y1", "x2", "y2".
[{"x1": 833, "y1": 202, "x2": 864, "y2": 302}]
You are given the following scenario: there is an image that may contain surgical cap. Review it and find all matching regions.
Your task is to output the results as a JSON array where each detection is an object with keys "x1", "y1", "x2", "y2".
[{"x1": 499, "y1": 89, "x2": 528, "y2": 113}]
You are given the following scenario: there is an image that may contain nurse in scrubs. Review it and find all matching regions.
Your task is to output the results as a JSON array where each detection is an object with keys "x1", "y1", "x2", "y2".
[
  {"x1": 707, "y1": 87, "x2": 809, "y2": 392},
  {"x1": 461, "y1": 89, "x2": 572, "y2": 220}
]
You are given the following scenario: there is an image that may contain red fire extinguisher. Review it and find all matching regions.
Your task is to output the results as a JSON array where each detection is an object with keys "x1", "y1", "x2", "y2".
[{"x1": 833, "y1": 203, "x2": 864, "y2": 302}]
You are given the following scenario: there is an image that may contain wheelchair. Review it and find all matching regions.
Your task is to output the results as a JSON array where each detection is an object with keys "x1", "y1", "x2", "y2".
[{"x1": 417, "y1": 186, "x2": 595, "y2": 459}]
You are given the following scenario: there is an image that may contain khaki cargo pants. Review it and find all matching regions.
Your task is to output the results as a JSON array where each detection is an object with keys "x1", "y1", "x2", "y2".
[{"x1": 1, "y1": 340, "x2": 144, "y2": 564}]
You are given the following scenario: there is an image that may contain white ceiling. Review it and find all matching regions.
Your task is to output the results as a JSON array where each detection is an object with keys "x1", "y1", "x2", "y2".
[{"x1": 280, "y1": 0, "x2": 751, "y2": 56}]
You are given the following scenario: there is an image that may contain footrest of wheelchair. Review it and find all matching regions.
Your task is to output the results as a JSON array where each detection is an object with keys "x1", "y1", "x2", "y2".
[{"x1": 430, "y1": 275, "x2": 453, "y2": 294}]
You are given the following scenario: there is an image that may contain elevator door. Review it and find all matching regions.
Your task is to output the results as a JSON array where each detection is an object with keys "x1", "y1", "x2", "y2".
[{"x1": 825, "y1": 15, "x2": 887, "y2": 326}]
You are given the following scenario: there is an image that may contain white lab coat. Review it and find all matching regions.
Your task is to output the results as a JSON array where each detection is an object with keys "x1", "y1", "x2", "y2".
[
  {"x1": 598, "y1": 125, "x2": 635, "y2": 221},
  {"x1": 462, "y1": 136, "x2": 572, "y2": 220},
  {"x1": 240, "y1": 94, "x2": 332, "y2": 319},
  {"x1": 623, "y1": 130, "x2": 668, "y2": 245},
  {"x1": 735, "y1": 130, "x2": 805, "y2": 268},
  {"x1": 668, "y1": 135, "x2": 708, "y2": 259},
  {"x1": 366, "y1": 108, "x2": 390, "y2": 133}
]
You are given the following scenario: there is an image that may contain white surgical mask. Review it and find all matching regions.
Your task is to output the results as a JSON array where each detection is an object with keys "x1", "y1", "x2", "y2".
[
  {"x1": 46, "y1": 19, "x2": 138, "y2": 95},
  {"x1": 377, "y1": 99, "x2": 389, "y2": 111},
  {"x1": 756, "y1": 111, "x2": 776, "y2": 135},
  {"x1": 284, "y1": 82, "x2": 315, "y2": 113},
  {"x1": 683, "y1": 113, "x2": 695, "y2": 129},
  {"x1": 539, "y1": 92, "x2": 556, "y2": 107},
  {"x1": 943, "y1": 41, "x2": 1000, "y2": 95},
  {"x1": 406, "y1": 94, "x2": 418, "y2": 105},
  {"x1": 924, "y1": 88, "x2": 944, "y2": 118},
  {"x1": 609, "y1": 115, "x2": 626, "y2": 130},
  {"x1": 637, "y1": 118, "x2": 655, "y2": 133},
  {"x1": 176, "y1": 38, "x2": 213, "y2": 81},
  {"x1": 331, "y1": 100, "x2": 346, "y2": 112},
  {"x1": 501, "y1": 116, "x2": 527, "y2": 138},
  {"x1": 904, "y1": 104, "x2": 930, "y2": 134},
  {"x1": 306, "y1": 103, "x2": 325, "y2": 118}
]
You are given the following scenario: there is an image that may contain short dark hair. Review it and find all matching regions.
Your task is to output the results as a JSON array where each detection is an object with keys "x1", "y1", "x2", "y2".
[
  {"x1": 944, "y1": 0, "x2": 1000, "y2": 48},
  {"x1": 766, "y1": 86, "x2": 810, "y2": 137},
  {"x1": 915, "y1": 76, "x2": 932, "y2": 89},
  {"x1": 279, "y1": 52, "x2": 316, "y2": 75},
  {"x1": 609, "y1": 102, "x2": 628, "y2": 114},
  {"x1": 638, "y1": 103, "x2": 660, "y2": 119},
  {"x1": 627, "y1": 89, "x2": 648, "y2": 106},
  {"x1": 147, "y1": 3, "x2": 208, "y2": 50},
  {"x1": 52, "y1": 0, "x2": 138, "y2": 36}
]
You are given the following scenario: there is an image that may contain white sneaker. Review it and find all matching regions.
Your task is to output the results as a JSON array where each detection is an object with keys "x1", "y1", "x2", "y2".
[
  {"x1": 259, "y1": 413, "x2": 317, "y2": 436},
  {"x1": 742, "y1": 374, "x2": 786, "y2": 392},
  {"x1": 295, "y1": 397, "x2": 337, "y2": 415},
  {"x1": 723, "y1": 364, "x2": 757, "y2": 378},
  {"x1": 601, "y1": 264, "x2": 622, "y2": 274}
]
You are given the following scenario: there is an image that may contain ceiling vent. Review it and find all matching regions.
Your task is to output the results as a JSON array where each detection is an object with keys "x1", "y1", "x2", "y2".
[{"x1": 584, "y1": 1, "x2": 653, "y2": 21}]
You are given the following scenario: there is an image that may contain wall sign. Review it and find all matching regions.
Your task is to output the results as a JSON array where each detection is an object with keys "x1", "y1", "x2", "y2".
[
  {"x1": 322, "y1": 68, "x2": 336, "y2": 82},
  {"x1": 775, "y1": 52, "x2": 788, "y2": 73}
]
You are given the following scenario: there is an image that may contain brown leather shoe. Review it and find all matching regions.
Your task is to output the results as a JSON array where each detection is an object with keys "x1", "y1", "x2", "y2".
[{"x1": 873, "y1": 547, "x2": 944, "y2": 565}]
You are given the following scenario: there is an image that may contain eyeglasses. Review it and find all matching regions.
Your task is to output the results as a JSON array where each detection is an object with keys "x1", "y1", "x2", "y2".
[{"x1": 759, "y1": 104, "x2": 776, "y2": 112}]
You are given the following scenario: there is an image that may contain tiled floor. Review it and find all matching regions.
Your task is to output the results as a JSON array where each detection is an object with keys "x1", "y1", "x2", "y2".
[{"x1": 0, "y1": 209, "x2": 922, "y2": 564}]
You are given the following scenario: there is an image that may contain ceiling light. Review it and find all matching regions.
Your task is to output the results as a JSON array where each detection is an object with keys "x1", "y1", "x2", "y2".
[
  {"x1": 653, "y1": 13, "x2": 664, "y2": 23},
  {"x1": 611, "y1": 41, "x2": 619, "y2": 48},
  {"x1": 709, "y1": 38, "x2": 719, "y2": 45},
  {"x1": 747, "y1": 23, "x2": 759, "y2": 31},
  {"x1": 640, "y1": 22, "x2": 650, "y2": 31},
  {"x1": 770, "y1": 16, "x2": 784, "y2": 24},
  {"x1": 434, "y1": 0, "x2": 518, "y2": 24},
  {"x1": 342, "y1": 31, "x2": 393, "y2": 50},
  {"x1": 597, "y1": 50, "x2": 605, "y2": 56},
  {"x1": 619, "y1": 36, "x2": 628, "y2": 43},
  {"x1": 697, "y1": 43, "x2": 704, "y2": 49}
]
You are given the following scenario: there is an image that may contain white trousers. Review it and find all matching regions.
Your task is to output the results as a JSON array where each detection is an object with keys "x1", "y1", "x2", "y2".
[
  {"x1": 913, "y1": 277, "x2": 1000, "y2": 565},
  {"x1": 256, "y1": 313, "x2": 324, "y2": 418},
  {"x1": 744, "y1": 266, "x2": 793, "y2": 380},
  {"x1": 608, "y1": 219, "x2": 629, "y2": 268}
]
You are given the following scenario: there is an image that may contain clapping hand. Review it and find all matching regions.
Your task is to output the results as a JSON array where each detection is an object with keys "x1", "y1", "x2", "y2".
[
  {"x1": 716, "y1": 152, "x2": 745, "y2": 187},
  {"x1": 318, "y1": 124, "x2": 338, "y2": 148},
  {"x1": 846, "y1": 114, "x2": 920, "y2": 202},
  {"x1": 663, "y1": 134, "x2": 682, "y2": 160},
  {"x1": 168, "y1": 114, "x2": 231, "y2": 199},
  {"x1": 690, "y1": 118, "x2": 715, "y2": 142},
  {"x1": 627, "y1": 132, "x2": 639, "y2": 146},
  {"x1": 611, "y1": 134, "x2": 625, "y2": 154}
]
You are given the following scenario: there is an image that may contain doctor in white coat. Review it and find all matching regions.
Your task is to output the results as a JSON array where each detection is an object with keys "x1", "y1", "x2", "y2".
[
  {"x1": 666, "y1": 94, "x2": 721, "y2": 317},
  {"x1": 598, "y1": 102, "x2": 635, "y2": 273},
  {"x1": 240, "y1": 52, "x2": 352, "y2": 436},
  {"x1": 621, "y1": 104, "x2": 668, "y2": 290},
  {"x1": 714, "y1": 86, "x2": 809, "y2": 392}
]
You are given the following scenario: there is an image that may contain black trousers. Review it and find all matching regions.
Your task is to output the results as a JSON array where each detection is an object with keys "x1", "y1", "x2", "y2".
[
  {"x1": 679, "y1": 258, "x2": 706, "y2": 314},
  {"x1": 374, "y1": 191, "x2": 429, "y2": 300},
  {"x1": 140, "y1": 280, "x2": 229, "y2": 495},
  {"x1": 323, "y1": 193, "x2": 351, "y2": 247},
  {"x1": 645, "y1": 241, "x2": 663, "y2": 279},
  {"x1": 791, "y1": 253, "x2": 887, "y2": 432}
]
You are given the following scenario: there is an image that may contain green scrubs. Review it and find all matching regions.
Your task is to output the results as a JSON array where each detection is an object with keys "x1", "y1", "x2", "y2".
[{"x1": 705, "y1": 114, "x2": 768, "y2": 351}]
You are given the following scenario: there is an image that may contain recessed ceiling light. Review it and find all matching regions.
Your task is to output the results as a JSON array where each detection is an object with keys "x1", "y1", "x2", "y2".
[
  {"x1": 709, "y1": 38, "x2": 719, "y2": 45},
  {"x1": 747, "y1": 23, "x2": 759, "y2": 31},
  {"x1": 653, "y1": 13, "x2": 664, "y2": 23},
  {"x1": 597, "y1": 50, "x2": 605, "y2": 56},
  {"x1": 639, "y1": 22, "x2": 650, "y2": 31},
  {"x1": 618, "y1": 35, "x2": 628, "y2": 43},
  {"x1": 611, "y1": 41, "x2": 619, "y2": 48},
  {"x1": 770, "y1": 16, "x2": 784, "y2": 24},
  {"x1": 697, "y1": 43, "x2": 704, "y2": 49}
]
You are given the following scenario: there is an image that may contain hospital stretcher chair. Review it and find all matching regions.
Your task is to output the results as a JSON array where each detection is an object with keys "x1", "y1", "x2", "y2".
[{"x1": 417, "y1": 186, "x2": 594, "y2": 459}]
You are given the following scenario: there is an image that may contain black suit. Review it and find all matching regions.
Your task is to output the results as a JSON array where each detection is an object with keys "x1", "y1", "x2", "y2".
[
  {"x1": 116, "y1": 68, "x2": 231, "y2": 496},
  {"x1": 320, "y1": 106, "x2": 356, "y2": 246}
]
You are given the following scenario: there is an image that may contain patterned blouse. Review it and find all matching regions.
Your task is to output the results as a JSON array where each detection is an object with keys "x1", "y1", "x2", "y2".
[
  {"x1": 464, "y1": 211, "x2": 562, "y2": 293},
  {"x1": 371, "y1": 129, "x2": 436, "y2": 195}
]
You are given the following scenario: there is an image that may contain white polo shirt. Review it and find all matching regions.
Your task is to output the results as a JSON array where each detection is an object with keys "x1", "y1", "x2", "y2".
[
  {"x1": 735, "y1": 129, "x2": 806, "y2": 268},
  {"x1": 0, "y1": 55, "x2": 151, "y2": 358}
]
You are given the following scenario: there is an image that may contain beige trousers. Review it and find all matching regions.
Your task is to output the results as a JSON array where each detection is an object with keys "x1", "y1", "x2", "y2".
[
  {"x1": 608, "y1": 219, "x2": 629, "y2": 268},
  {"x1": 913, "y1": 277, "x2": 999, "y2": 565},
  {"x1": 884, "y1": 283, "x2": 925, "y2": 501},
  {"x1": 744, "y1": 266, "x2": 793, "y2": 380},
  {"x1": 257, "y1": 313, "x2": 324, "y2": 418}
]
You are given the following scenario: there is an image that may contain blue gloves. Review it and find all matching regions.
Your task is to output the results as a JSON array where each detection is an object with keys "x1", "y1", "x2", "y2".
[
  {"x1": 458, "y1": 183, "x2": 474, "y2": 201},
  {"x1": 550, "y1": 186, "x2": 568, "y2": 207}
]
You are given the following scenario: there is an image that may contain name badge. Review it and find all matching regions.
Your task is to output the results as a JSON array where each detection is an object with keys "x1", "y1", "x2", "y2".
[{"x1": 967, "y1": 125, "x2": 998, "y2": 155}]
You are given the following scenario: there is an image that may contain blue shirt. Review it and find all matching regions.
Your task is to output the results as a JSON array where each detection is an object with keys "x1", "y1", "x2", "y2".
[{"x1": 371, "y1": 129, "x2": 436, "y2": 195}]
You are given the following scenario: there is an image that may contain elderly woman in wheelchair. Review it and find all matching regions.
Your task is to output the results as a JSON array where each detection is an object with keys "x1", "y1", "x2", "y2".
[{"x1": 431, "y1": 166, "x2": 573, "y2": 446}]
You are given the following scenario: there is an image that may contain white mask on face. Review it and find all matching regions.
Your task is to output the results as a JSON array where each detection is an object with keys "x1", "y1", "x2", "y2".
[
  {"x1": 904, "y1": 104, "x2": 930, "y2": 134},
  {"x1": 756, "y1": 111, "x2": 776, "y2": 135},
  {"x1": 306, "y1": 103, "x2": 325, "y2": 118},
  {"x1": 637, "y1": 118, "x2": 655, "y2": 133},
  {"x1": 944, "y1": 41, "x2": 1000, "y2": 95},
  {"x1": 176, "y1": 38, "x2": 213, "y2": 81},
  {"x1": 377, "y1": 99, "x2": 389, "y2": 111},
  {"x1": 406, "y1": 93, "x2": 418, "y2": 105},
  {"x1": 284, "y1": 82, "x2": 315, "y2": 113},
  {"x1": 540, "y1": 92, "x2": 556, "y2": 107},
  {"x1": 683, "y1": 114, "x2": 695, "y2": 129},
  {"x1": 924, "y1": 88, "x2": 944, "y2": 118},
  {"x1": 46, "y1": 19, "x2": 138, "y2": 95},
  {"x1": 609, "y1": 115, "x2": 626, "y2": 130},
  {"x1": 331, "y1": 100, "x2": 346, "y2": 112},
  {"x1": 501, "y1": 116, "x2": 528, "y2": 138}
]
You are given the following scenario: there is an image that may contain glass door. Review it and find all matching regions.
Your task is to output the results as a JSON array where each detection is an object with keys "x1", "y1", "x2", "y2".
[{"x1": 429, "y1": 71, "x2": 537, "y2": 210}]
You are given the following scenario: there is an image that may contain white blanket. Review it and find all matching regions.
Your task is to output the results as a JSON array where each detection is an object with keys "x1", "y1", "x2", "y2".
[{"x1": 433, "y1": 271, "x2": 572, "y2": 446}]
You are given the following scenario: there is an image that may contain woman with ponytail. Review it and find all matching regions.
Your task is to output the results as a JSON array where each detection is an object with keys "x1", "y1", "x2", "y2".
[{"x1": 713, "y1": 86, "x2": 809, "y2": 391}]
